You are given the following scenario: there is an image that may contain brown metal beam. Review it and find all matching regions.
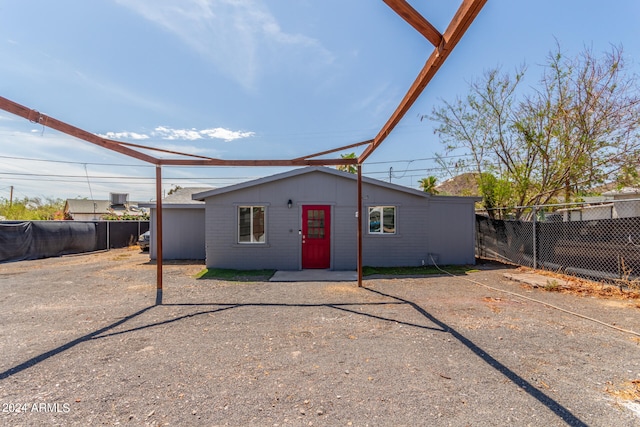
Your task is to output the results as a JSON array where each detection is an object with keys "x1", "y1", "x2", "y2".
[
  {"x1": 359, "y1": 0, "x2": 486, "y2": 163},
  {"x1": 155, "y1": 165, "x2": 163, "y2": 294},
  {"x1": 156, "y1": 158, "x2": 358, "y2": 167},
  {"x1": 0, "y1": 96, "x2": 160, "y2": 165},
  {"x1": 117, "y1": 140, "x2": 218, "y2": 160},
  {"x1": 0, "y1": 96, "x2": 363, "y2": 168},
  {"x1": 383, "y1": 0, "x2": 443, "y2": 47},
  {"x1": 293, "y1": 139, "x2": 373, "y2": 161},
  {"x1": 357, "y1": 164, "x2": 363, "y2": 287},
  {"x1": 0, "y1": 1, "x2": 486, "y2": 170}
]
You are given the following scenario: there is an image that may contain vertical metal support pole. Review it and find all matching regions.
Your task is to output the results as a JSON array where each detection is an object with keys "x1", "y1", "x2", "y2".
[
  {"x1": 156, "y1": 165, "x2": 163, "y2": 292},
  {"x1": 532, "y1": 206, "x2": 537, "y2": 269},
  {"x1": 357, "y1": 164, "x2": 363, "y2": 287}
]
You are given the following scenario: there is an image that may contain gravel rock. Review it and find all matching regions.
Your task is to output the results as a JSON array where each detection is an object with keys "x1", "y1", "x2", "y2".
[{"x1": 0, "y1": 249, "x2": 638, "y2": 426}]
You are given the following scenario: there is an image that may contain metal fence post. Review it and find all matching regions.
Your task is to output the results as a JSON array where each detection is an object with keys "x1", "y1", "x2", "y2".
[{"x1": 532, "y1": 206, "x2": 537, "y2": 269}]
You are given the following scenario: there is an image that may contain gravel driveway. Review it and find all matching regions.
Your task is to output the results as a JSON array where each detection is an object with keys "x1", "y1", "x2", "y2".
[{"x1": 0, "y1": 249, "x2": 639, "y2": 426}]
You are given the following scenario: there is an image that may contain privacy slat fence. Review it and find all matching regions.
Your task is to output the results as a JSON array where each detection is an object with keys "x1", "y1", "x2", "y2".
[
  {"x1": 0, "y1": 220, "x2": 149, "y2": 263},
  {"x1": 476, "y1": 199, "x2": 640, "y2": 282}
]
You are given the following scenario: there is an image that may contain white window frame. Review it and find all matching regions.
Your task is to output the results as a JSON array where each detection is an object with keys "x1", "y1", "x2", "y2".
[
  {"x1": 238, "y1": 206, "x2": 266, "y2": 244},
  {"x1": 368, "y1": 206, "x2": 396, "y2": 235}
]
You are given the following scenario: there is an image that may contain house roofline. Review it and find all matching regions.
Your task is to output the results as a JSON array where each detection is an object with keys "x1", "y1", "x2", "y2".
[
  {"x1": 192, "y1": 166, "x2": 437, "y2": 201},
  {"x1": 140, "y1": 203, "x2": 204, "y2": 210}
]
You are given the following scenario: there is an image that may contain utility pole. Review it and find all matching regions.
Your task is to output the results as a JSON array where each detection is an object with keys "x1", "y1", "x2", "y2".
[{"x1": 9, "y1": 185, "x2": 13, "y2": 208}]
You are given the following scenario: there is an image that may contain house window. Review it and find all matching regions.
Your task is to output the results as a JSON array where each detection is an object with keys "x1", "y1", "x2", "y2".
[
  {"x1": 368, "y1": 206, "x2": 396, "y2": 234},
  {"x1": 238, "y1": 206, "x2": 265, "y2": 243},
  {"x1": 306, "y1": 209, "x2": 325, "y2": 239}
]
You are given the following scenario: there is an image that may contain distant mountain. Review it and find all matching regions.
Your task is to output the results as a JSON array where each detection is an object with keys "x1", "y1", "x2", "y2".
[{"x1": 435, "y1": 173, "x2": 479, "y2": 196}]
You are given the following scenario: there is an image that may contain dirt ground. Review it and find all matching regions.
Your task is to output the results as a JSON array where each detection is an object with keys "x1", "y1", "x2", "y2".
[{"x1": 0, "y1": 248, "x2": 639, "y2": 426}]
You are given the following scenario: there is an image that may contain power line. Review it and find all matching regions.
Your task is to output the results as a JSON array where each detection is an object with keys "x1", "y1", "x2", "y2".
[
  {"x1": 0, "y1": 172, "x2": 265, "y2": 181},
  {"x1": 365, "y1": 153, "x2": 472, "y2": 165},
  {"x1": 365, "y1": 165, "x2": 474, "y2": 176},
  {"x1": 0, "y1": 152, "x2": 474, "y2": 169},
  {"x1": 0, "y1": 154, "x2": 153, "y2": 168},
  {"x1": 0, "y1": 153, "x2": 480, "y2": 194},
  {"x1": 0, "y1": 172, "x2": 154, "y2": 179},
  {"x1": 83, "y1": 164, "x2": 94, "y2": 201},
  {"x1": 0, "y1": 164, "x2": 480, "y2": 183},
  {"x1": 0, "y1": 177, "x2": 244, "y2": 187}
]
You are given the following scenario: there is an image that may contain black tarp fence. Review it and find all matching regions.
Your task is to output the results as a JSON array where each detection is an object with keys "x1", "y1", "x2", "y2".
[
  {"x1": 476, "y1": 214, "x2": 640, "y2": 281},
  {"x1": 94, "y1": 221, "x2": 150, "y2": 251},
  {"x1": 0, "y1": 221, "x2": 149, "y2": 263}
]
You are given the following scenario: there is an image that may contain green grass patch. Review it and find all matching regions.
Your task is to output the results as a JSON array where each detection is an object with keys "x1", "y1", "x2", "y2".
[
  {"x1": 195, "y1": 268, "x2": 276, "y2": 281},
  {"x1": 363, "y1": 265, "x2": 478, "y2": 276},
  {"x1": 194, "y1": 265, "x2": 478, "y2": 281}
]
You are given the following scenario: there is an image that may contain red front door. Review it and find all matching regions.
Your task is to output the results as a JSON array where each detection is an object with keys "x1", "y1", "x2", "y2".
[{"x1": 302, "y1": 205, "x2": 330, "y2": 269}]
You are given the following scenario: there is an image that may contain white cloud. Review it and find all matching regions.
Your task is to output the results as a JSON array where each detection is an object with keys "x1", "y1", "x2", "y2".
[
  {"x1": 97, "y1": 126, "x2": 254, "y2": 142},
  {"x1": 153, "y1": 126, "x2": 202, "y2": 141},
  {"x1": 153, "y1": 126, "x2": 254, "y2": 142},
  {"x1": 199, "y1": 127, "x2": 254, "y2": 141},
  {"x1": 0, "y1": 126, "x2": 143, "y2": 163},
  {"x1": 113, "y1": 0, "x2": 333, "y2": 89},
  {"x1": 101, "y1": 131, "x2": 150, "y2": 140}
]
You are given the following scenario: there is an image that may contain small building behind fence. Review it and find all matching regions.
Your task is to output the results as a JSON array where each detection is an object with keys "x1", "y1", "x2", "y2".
[
  {"x1": 476, "y1": 196, "x2": 640, "y2": 283},
  {"x1": 64, "y1": 193, "x2": 148, "y2": 221},
  {"x1": 556, "y1": 188, "x2": 640, "y2": 221}
]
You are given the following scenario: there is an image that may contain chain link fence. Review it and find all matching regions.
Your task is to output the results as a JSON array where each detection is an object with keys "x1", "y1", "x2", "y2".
[{"x1": 475, "y1": 198, "x2": 640, "y2": 283}]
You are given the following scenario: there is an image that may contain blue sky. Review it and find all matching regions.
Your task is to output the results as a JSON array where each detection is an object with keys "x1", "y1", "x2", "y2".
[{"x1": 1, "y1": 0, "x2": 639, "y2": 202}]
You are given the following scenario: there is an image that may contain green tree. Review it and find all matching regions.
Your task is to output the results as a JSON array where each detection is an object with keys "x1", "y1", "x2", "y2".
[
  {"x1": 477, "y1": 173, "x2": 513, "y2": 219},
  {"x1": 102, "y1": 211, "x2": 150, "y2": 221},
  {"x1": 167, "y1": 185, "x2": 183, "y2": 195},
  {"x1": 336, "y1": 153, "x2": 357, "y2": 174},
  {"x1": 418, "y1": 176, "x2": 439, "y2": 194},
  {"x1": 430, "y1": 44, "x2": 640, "y2": 217},
  {"x1": 430, "y1": 65, "x2": 525, "y2": 216},
  {"x1": 0, "y1": 196, "x2": 65, "y2": 220}
]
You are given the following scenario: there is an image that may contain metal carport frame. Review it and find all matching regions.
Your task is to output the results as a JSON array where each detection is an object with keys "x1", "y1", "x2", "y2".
[{"x1": 0, "y1": 0, "x2": 487, "y2": 292}]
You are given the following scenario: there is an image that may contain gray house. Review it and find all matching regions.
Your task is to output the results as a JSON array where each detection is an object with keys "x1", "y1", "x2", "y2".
[
  {"x1": 191, "y1": 167, "x2": 478, "y2": 270},
  {"x1": 144, "y1": 187, "x2": 211, "y2": 260},
  {"x1": 64, "y1": 199, "x2": 111, "y2": 221}
]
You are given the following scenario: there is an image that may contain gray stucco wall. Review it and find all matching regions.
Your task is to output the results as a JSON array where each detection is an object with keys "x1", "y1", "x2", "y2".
[
  {"x1": 360, "y1": 180, "x2": 422, "y2": 267},
  {"x1": 424, "y1": 198, "x2": 477, "y2": 265},
  {"x1": 204, "y1": 172, "x2": 349, "y2": 270},
  {"x1": 150, "y1": 208, "x2": 205, "y2": 260},
  {"x1": 202, "y1": 169, "x2": 477, "y2": 270}
]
